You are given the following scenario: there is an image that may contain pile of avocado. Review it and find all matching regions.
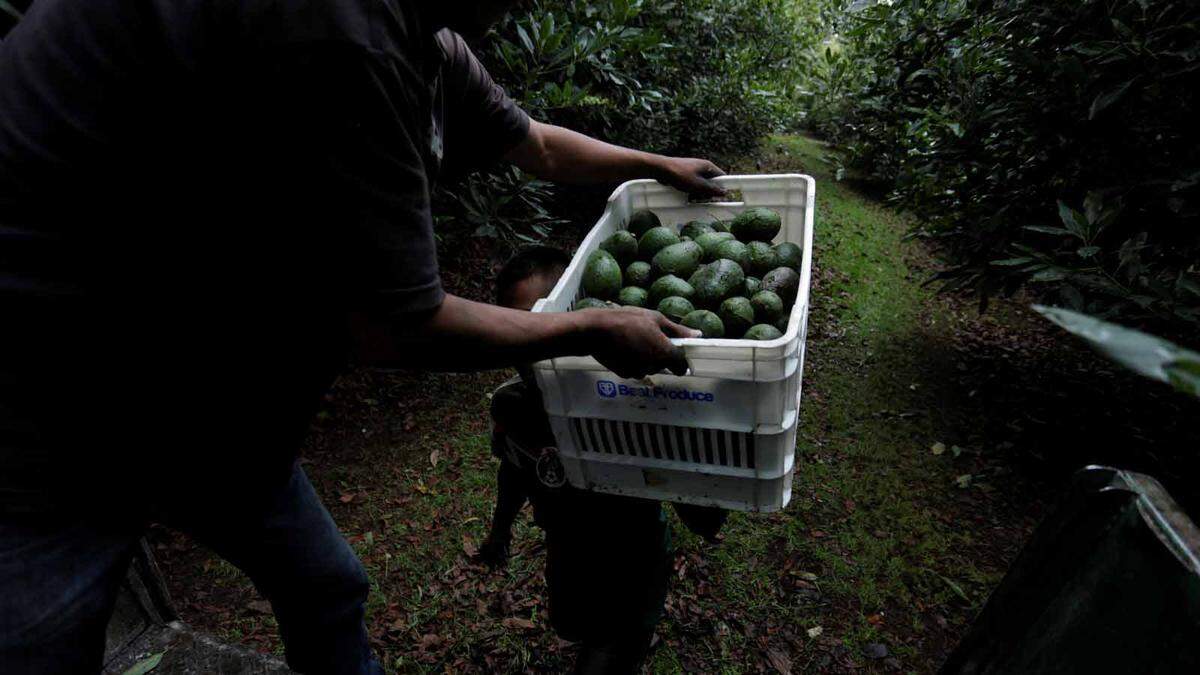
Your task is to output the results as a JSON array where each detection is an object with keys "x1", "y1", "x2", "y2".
[{"x1": 574, "y1": 207, "x2": 802, "y2": 341}]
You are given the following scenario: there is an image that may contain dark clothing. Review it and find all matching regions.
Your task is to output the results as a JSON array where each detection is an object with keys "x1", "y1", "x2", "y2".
[
  {"x1": 0, "y1": 0, "x2": 528, "y2": 513},
  {"x1": 488, "y1": 379, "x2": 671, "y2": 651},
  {"x1": 0, "y1": 463, "x2": 382, "y2": 675}
]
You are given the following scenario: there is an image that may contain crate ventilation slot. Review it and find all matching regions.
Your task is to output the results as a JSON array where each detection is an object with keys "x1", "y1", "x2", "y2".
[{"x1": 570, "y1": 417, "x2": 756, "y2": 469}]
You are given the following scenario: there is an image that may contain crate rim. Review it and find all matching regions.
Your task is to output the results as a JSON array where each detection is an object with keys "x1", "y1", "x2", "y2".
[{"x1": 532, "y1": 173, "x2": 816, "y2": 362}]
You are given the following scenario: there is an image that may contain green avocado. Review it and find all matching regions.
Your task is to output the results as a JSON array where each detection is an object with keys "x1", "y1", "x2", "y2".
[
  {"x1": 762, "y1": 267, "x2": 801, "y2": 307},
  {"x1": 750, "y1": 290, "x2": 784, "y2": 323},
  {"x1": 627, "y1": 209, "x2": 661, "y2": 238},
  {"x1": 648, "y1": 274, "x2": 695, "y2": 305},
  {"x1": 657, "y1": 296, "x2": 695, "y2": 323},
  {"x1": 618, "y1": 286, "x2": 649, "y2": 308},
  {"x1": 651, "y1": 240, "x2": 703, "y2": 279},
  {"x1": 582, "y1": 249, "x2": 622, "y2": 300},
  {"x1": 712, "y1": 239, "x2": 750, "y2": 270},
  {"x1": 711, "y1": 219, "x2": 732, "y2": 233},
  {"x1": 773, "y1": 313, "x2": 791, "y2": 333},
  {"x1": 744, "y1": 324, "x2": 784, "y2": 341},
  {"x1": 637, "y1": 226, "x2": 681, "y2": 261},
  {"x1": 682, "y1": 309, "x2": 725, "y2": 338},
  {"x1": 574, "y1": 297, "x2": 615, "y2": 310},
  {"x1": 625, "y1": 261, "x2": 652, "y2": 287},
  {"x1": 745, "y1": 241, "x2": 778, "y2": 277},
  {"x1": 718, "y1": 297, "x2": 755, "y2": 338},
  {"x1": 731, "y1": 207, "x2": 782, "y2": 242},
  {"x1": 694, "y1": 231, "x2": 736, "y2": 262},
  {"x1": 600, "y1": 231, "x2": 638, "y2": 267},
  {"x1": 743, "y1": 276, "x2": 762, "y2": 297},
  {"x1": 688, "y1": 259, "x2": 746, "y2": 309},
  {"x1": 773, "y1": 241, "x2": 803, "y2": 272},
  {"x1": 680, "y1": 220, "x2": 716, "y2": 240}
]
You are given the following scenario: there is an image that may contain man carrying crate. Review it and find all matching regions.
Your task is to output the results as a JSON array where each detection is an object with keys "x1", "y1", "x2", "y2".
[
  {"x1": 0, "y1": 1, "x2": 723, "y2": 673},
  {"x1": 478, "y1": 246, "x2": 728, "y2": 674}
]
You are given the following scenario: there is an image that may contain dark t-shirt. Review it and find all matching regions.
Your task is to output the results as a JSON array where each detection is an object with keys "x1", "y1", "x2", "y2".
[{"x1": 0, "y1": 0, "x2": 528, "y2": 512}]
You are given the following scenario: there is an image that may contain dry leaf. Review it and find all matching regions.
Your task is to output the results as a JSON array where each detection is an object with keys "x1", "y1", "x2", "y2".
[
  {"x1": 766, "y1": 648, "x2": 793, "y2": 675},
  {"x1": 429, "y1": 449, "x2": 440, "y2": 468},
  {"x1": 247, "y1": 600, "x2": 272, "y2": 614},
  {"x1": 502, "y1": 617, "x2": 536, "y2": 631},
  {"x1": 931, "y1": 442, "x2": 946, "y2": 456},
  {"x1": 806, "y1": 626, "x2": 823, "y2": 639},
  {"x1": 339, "y1": 493, "x2": 355, "y2": 503}
]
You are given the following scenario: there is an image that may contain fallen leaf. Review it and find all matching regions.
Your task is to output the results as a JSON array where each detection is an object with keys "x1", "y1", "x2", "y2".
[
  {"x1": 806, "y1": 626, "x2": 823, "y2": 639},
  {"x1": 931, "y1": 442, "x2": 946, "y2": 456},
  {"x1": 429, "y1": 449, "x2": 440, "y2": 468},
  {"x1": 766, "y1": 648, "x2": 793, "y2": 675},
  {"x1": 339, "y1": 493, "x2": 355, "y2": 503},
  {"x1": 955, "y1": 474, "x2": 973, "y2": 488},
  {"x1": 121, "y1": 652, "x2": 164, "y2": 675},
  {"x1": 247, "y1": 600, "x2": 272, "y2": 614},
  {"x1": 867, "y1": 613, "x2": 884, "y2": 625},
  {"x1": 462, "y1": 535, "x2": 478, "y2": 558},
  {"x1": 502, "y1": 617, "x2": 537, "y2": 631}
]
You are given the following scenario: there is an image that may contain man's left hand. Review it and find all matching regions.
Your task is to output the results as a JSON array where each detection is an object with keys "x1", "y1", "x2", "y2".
[{"x1": 655, "y1": 157, "x2": 727, "y2": 199}]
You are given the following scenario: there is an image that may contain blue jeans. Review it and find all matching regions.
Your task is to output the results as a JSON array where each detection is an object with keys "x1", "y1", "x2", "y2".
[{"x1": 0, "y1": 464, "x2": 383, "y2": 675}]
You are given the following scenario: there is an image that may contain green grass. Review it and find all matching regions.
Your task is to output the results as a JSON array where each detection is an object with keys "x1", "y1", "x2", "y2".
[{"x1": 161, "y1": 135, "x2": 1032, "y2": 673}]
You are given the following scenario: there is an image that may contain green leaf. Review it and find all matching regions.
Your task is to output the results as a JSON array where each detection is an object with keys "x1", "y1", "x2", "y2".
[
  {"x1": 1023, "y1": 225, "x2": 1071, "y2": 236},
  {"x1": 1089, "y1": 78, "x2": 1136, "y2": 119},
  {"x1": 1076, "y1": 245, "x2": 1101, "y2": 259},
  {"x1": 1034, "y1": 305, "x2": 1200, "y2": 397},
  {"x1": 1029, "y1": 268, "x2": 1067, "y2": 282},
  {"x1": 1165, "y1": 359, "x2": 1200, "y2": 397},
  {"x1": 122, "y1": 652, "x2": 164, "y2": 675},
  {"x1": 0, "y1": 1, "x2": 22, "y2": 20},
  {"x1": 990, "y1": 257, "x2": 1034, "y2": 267},
  {"x1": 515, "y1": 24, "x2": 534, "y2": 55},
  {"x1": 1057, "y1": 201, "x2": 1088, "y2": 240}
]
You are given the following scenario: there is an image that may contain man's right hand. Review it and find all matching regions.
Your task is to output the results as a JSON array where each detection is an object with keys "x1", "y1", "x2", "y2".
[{"x1": 576, "y1": 307, "x2": 700, "y2": 379}]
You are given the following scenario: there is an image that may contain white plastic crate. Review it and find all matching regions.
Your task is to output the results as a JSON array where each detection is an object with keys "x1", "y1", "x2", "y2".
[{"x1": 531, "y1": 174, "x2": 814, "y2": 512}]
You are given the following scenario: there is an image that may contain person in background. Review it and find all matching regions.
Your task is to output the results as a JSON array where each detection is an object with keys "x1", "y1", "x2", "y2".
[{"x1": 478, "y1": 245, "x2": 728, "y2": 674}]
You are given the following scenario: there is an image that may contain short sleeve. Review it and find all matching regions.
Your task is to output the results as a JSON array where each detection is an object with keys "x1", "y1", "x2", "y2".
[
  {"x1": 294, "y1": 43, "x2": 446, "y2": 317},
  {"x1": 436, "y1": 30, "x2": 531, "y2": 176}
]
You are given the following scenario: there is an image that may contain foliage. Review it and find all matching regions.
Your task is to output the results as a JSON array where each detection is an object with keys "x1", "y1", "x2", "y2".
[
  {"x1": 436, "y1": 0, "x2": 820, "y2": 250},
  {"x1": 436, "y1": 166, "x2": 565, "y2": 247},
  {"x1": 808, "y1": 0, "x2": 1200, "y2": 336},
  {"x1": 1036, "y1": 305, "x2": 1200, "y2": 398}
]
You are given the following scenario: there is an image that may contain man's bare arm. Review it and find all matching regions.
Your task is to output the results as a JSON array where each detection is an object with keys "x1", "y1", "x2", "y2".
[
  {"x1": 350, "y1": 294, "x2": 699, "y2": 378},
  {"x1": 505, "y1": 120, "x2": 727, "y2": 198}
]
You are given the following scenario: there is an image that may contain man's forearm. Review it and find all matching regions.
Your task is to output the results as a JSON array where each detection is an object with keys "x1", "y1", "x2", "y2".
[
  {"x1": 506, "y1": 120, "x2": 725, "y2": 197},
  {"x1": 351, "y1": 294, "x2": 592, "y2": 371},
  {"x1": 509, "y1": 120, "x2": 666, "y2": 185},
  {"x1": 351, "y1": 293, "x2": 696, "y2": 378}
]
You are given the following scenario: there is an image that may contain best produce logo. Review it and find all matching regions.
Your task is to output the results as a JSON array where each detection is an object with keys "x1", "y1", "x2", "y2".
[{"x1": 596, "y1": 380, "x2": 715, "y2": 403}]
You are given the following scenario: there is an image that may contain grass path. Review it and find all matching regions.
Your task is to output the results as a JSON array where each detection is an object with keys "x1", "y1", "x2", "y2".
[{"x1": 153, "y1": 135, "x2": 1053, "y2": 673}]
